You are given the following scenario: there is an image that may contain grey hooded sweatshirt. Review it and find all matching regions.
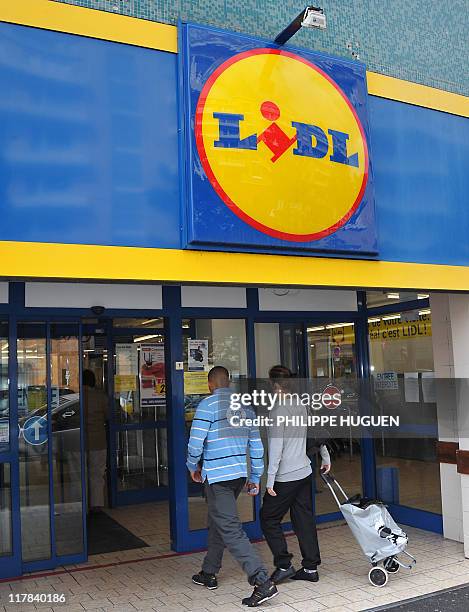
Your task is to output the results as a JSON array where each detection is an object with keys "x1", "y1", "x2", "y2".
[{"x1": 266, "y1": 399, "x2": 330, "y2": 490}]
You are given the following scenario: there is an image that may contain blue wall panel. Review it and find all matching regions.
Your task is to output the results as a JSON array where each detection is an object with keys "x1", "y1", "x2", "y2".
[
  {"x1": 369, "y1": 97, "x2": 469, "y2": 265},
  {"x1": 0, "y1": 23, "x2": 180, "y2": 249},
  {"x1": 0, "y1": 23, "x2": 468, "y2": 267}
]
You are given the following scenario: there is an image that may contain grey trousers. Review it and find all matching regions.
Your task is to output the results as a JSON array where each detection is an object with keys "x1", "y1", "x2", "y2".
[{"x1": 201, "y1": 478, "x2": 269, "y2": 585}]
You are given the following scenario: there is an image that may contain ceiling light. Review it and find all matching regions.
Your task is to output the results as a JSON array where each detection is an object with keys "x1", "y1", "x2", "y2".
[
  {"x1": 133, "y1": 334, "x2": 160, "y2": 343},
  {"x1": 326, "y1": 323, "x2": 354, "y2": 329}
]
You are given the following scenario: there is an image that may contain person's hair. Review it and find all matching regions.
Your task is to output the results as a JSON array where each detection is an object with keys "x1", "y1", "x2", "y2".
[
  {"x1": 83, "y1": 369, "x2": 96, "y2": 388},
  {"x1": 208, "y1": 365, "x2": 230, "y2": 387},
  {"x1": 268, "y1": 365, "x2": 293, "y2": 391}
]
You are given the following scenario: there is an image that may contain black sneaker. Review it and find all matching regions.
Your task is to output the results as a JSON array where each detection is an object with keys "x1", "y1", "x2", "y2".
[
  {"x1": 291, "y1": 567, "x2": 319, "y2": 582},
  {"x1": 192, "y1": 570, "x2": 218, "y2": 590},
  {"x1": 270, "y1": 565, "x2": 296, "y2": 584},
  {"x1": 242, "y1": 579, "x2": 278, "y2": 607}
]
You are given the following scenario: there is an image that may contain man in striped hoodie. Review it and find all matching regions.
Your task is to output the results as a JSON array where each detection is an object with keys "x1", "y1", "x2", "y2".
[{"x1": 186, "y1": 366, "x2": 278, "y2": 607}]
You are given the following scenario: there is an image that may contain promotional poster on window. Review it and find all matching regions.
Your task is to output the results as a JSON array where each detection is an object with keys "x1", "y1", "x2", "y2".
[
  {"x1": 139, "y1": 344, "x2": 166, "y2": 407},
  {"x1": 188, "y1": 339, "x2": 209, "y2": 371}
]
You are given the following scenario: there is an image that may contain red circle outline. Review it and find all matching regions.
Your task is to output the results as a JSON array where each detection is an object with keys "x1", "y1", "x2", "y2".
[{"x1": 195, "y1": 48, "x2": 369, "y2": 242}]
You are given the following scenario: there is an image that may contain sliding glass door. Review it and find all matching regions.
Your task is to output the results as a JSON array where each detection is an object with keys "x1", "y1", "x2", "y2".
[{"x1": 17, "y1": 322, "x2": 86, "y2": 571}]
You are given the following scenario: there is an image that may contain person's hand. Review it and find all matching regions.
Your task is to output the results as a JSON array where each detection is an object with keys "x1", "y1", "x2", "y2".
[
  {"x1": 321, "y1": 464, "x2": 331, "y2": 474},
  {"x1": 246, "y1": 482, "x2": 259, "y2": 496},
  {"x1": 267, "y1": 487, "x2": 277, "y2": 497},
  {"x1": 191, "y1": 467, "x2": 202, "y2": 482}
]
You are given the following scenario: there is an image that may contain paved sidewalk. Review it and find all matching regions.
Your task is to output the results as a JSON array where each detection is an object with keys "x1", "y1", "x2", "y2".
[{"x1": 1, "y1": 524, "x2": 468, "y2": 612}]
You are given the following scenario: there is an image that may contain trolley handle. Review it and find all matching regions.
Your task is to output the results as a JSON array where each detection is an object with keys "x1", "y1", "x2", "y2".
[
  {"x1": 320, "y1": 472, "x2": 349, "y2": 504},
  {"x1": 320, "y1": 472, "x2": 336, "y2": 486}
]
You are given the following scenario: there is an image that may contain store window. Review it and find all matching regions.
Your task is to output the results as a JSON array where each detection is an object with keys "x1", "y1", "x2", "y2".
[
  {"x1": 366, "y1": 291, "x2": 429, "y2": 308},
  {"x1": 112, "y1": 331, "x2": 168, "y2": 492},
  {"x1": 368, "y1": 308, "x2": 441, "y2": 514},
  {"x1": 183, "y1": 319, "x2": 253, "y2": 530},
  {"x1": 307, "y1": 323, "x2": 362, "y2": 516}
]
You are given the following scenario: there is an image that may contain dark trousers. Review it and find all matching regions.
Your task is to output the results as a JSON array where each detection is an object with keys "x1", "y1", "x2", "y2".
[
  {"x1": 202, "y1": 478, "x2": 269, "y2": 585},
  {"x1": 260, "y1": 474, "x2": 321, "y2": 570}
]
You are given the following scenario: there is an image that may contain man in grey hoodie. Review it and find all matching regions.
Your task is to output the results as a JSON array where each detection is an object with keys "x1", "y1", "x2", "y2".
[{"x1": 260, "y1": 365, "x2": 331, "y2": 585}]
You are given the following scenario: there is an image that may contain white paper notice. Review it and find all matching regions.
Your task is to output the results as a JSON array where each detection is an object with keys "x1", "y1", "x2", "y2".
[
  {"x1": 404, "y1": 372, "x2": 419, "y2": 403},
  {"x1": 422, "y1": 371, "x2": 436, "y2": 403}
]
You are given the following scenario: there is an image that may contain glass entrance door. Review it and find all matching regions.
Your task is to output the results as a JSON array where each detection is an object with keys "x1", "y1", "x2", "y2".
[
  {"x1": 110, "y1": 320, "x2": 168, "y2": 505},
  {"x1": 17, "y1": 322, "x2": 86, "y2": 571},
  {"x1": 307, "y1": 322, "x2": 362, "y2": 518},
  {"x1": 254, "y1": 320, "x2": 362, "y2": 521}
]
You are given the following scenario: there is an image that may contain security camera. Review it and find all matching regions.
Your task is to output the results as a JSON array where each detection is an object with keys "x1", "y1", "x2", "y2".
[
  {"x1": 91, "y1": 305, "x2": 105, "y2": 316},
  {"x1": 302, "y1": 6, "x2": 327, "y2": 30}
]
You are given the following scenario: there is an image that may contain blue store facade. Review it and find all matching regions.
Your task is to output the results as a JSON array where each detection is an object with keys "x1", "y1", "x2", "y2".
[{"x1": 0, "y1": 1, "x2": 468, "y2": 580}]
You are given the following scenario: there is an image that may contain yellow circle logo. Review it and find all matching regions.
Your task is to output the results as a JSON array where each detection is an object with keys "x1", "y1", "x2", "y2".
[{"x1": 195, "y1": 49, "x2": 369, "y2": 241}]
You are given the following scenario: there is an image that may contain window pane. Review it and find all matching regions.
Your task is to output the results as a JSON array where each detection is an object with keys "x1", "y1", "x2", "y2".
[
  {"x1": 18, "y1": 324, "x2": 51, "y2": 562},
  {"x1": 113, "y1": 334, "x2": 166, "y2": 424},
  {"x1": 368, "y1": 309, "x2": 441, "y2": 514},
  {"x1": 183, "y1": 319, "x2": 252, "y2": 530},
  {"x1": 366, "y1": 291, "x2": 429, "y2": 308},
  {"x1": 307, "y1": 323, "x2": 362, "y2": 516},
  {"x1": 0, "y1": 463, "x2": 12, "y2": 557},
  {"x1": 116, "y1": 428, "x2": 168, "y2": 491},
  {"x1": 0, "y1": 323, "x2": 8, "y2": 453},
  {"x1": 51, "y1": 327, "x2": 84, "y2": 557}
]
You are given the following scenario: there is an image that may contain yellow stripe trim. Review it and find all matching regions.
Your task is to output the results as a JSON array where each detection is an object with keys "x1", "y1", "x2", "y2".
[
  {"x1": 1, "y1": 1, "x2": 467, "y2": 118},
  {"x1": 2, "y1": 242, "x2": 469, "y2": 291},
  {"x1": 367, "y1": 72, "x2": 469, "y2": 118},
  {"x1": 0, "y1": 0, "x2": 177, "y2": 53}
]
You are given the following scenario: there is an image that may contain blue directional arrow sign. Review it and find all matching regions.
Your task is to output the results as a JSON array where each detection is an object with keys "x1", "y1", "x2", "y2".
[{"x1": 23, "y1": 416, "x2": 48, "y2": 446}]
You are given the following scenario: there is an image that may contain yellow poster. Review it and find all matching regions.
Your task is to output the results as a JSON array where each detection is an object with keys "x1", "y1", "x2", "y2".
[
  {"x1": 114, "y1": 374, "x2": 137, "y2": 392},
  {"x1": 184, "y1": 371, "x2": 209, "y2": 395},
  {"x1": 28, "y1": 388, "x2": 47, "y2": 410},
  {"x1": 369, "y1": 314, "x2": 432, "y2": 341}
]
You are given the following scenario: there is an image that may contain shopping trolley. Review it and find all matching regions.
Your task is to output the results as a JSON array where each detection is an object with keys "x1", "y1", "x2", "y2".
[{"x1": 321, "y1": 473, "x2": 416, "y2": 587}]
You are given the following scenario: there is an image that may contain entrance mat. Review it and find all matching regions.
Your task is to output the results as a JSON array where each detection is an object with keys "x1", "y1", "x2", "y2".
[
  {"x1": 369, "y1": 582, "x2": 469, "y2": 611},
  {"x1": 87, "y1": 511, "x2": 149, "y2": 556}
]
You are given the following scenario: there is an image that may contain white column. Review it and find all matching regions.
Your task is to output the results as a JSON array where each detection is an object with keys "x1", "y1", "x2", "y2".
[
  {"x1": 430, "y1": 293, "x2": 462, "y2": 542},
  {"x1": 447, "y1": 295, "x2": 469, "y2": 556}
]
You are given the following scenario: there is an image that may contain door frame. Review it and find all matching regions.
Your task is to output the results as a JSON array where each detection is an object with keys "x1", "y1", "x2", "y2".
[
  {"x1": 13, "y1": 318, "x2": 88, "y2": 574},
  {"x1": 0, "y1": 283, "x2": 439, "y2": 577},
  {"x1": 173, "y1": 300, "x2": 368, "y2": 551},
  {"x1": 108, "y1": 325, "x2": 169, "y2": 507},
  {"x1": 253, "y1": 314, "x2": 369, "y2": 526}
]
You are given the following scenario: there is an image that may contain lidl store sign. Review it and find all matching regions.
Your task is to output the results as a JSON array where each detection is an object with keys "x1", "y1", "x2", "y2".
[{"x1": 181, "y1": 24, "x2": 377, "y2": 255}]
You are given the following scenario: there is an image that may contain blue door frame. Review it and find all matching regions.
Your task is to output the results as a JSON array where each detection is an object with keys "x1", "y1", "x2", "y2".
[
  {"x1": 85, "y1": 323, "x2": 170, "y2": 508},
  {"x1": 2, "y1": 317, "x2": 88, "y2": 575},
  {"x1": 0, "y1": 282, "x2": 439, "y2": 578}
]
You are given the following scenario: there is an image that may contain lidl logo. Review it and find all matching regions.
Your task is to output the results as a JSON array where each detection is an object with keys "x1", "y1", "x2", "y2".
[{"x1": 195, "y1": 48, "x2": 369, "y2": 242}]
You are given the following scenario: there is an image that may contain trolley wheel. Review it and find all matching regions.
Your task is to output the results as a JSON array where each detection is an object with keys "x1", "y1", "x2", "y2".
[
  {"x1": 384, "y1": 557, "x2": 400, "y2": 574},
  {"x1": 368, "y1": 566, "x2": 388, "y2": 587}
]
